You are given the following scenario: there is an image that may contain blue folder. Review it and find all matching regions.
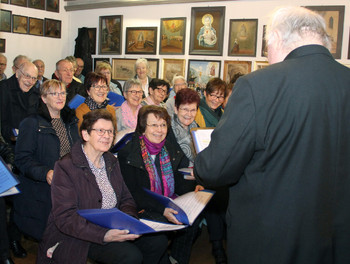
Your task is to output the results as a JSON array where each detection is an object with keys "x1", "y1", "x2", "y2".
[
  {"x1": 0, "y1": 156, "x2": 20, "y2": 197},
  {"x1": 110, "y1": 132, "x2": 134, "y2": 153},
  {"x1": 68, "y1": 94, "x2": 85, "y2": 109},
  {"x1": 107, "y1": 92, "x2": 125, "y2": 107}
]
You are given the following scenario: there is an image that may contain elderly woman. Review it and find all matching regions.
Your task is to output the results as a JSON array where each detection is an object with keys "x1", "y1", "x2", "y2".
[
  {"x1": 166, "y1": 75, "x2": 188, "y2": 117},
  {"x1": 37, "y1": 110, "x2": 167, "y2": 264},
  {"x1": 134, "y1": 58, "x2": 152, "y2": 97},
  {"x1": 116, "y1": 79, "x2": 143, "y2": 137},
  {"x1": 95, "y1": 61, "x2": 123, "y2": 95},
  {"x1": 13, "y1": 79, "x2": 79, "y2": 241},
  {"x1": 76, "y1": 72, "x2": 116, "y2": 129},
  {"x1": 141, "y1": 79, "x2": 169, "y2": 108},
  {"x1": 195, "y1": 78, "x2": 226, "y2": 128},
  {"x1": 118, "y1": 105, "x2": 202, "y2": 264}
]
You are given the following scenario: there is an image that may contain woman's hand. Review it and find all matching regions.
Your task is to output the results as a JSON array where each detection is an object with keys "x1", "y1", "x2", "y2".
[
  {"x1": 46, "y1": 170, "x2": 54, "y2": 185},
  {"x1": 103, "y1": 229, "x2": 140, "y2": 242},
  {"x1": 195, "y1": 185, "x2": 204, "y2": 192},
  {"x1": 163, "y1": 207, "x2": 182, "y2": 225}
]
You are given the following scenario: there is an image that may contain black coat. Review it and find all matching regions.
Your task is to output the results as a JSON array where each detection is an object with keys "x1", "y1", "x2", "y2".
[
  {"x1": 13, "y1": 101, "x2": 79, "y2": 240},
  {"x1": 194, "y1": 45, "x2": 350, "y2": 263}
]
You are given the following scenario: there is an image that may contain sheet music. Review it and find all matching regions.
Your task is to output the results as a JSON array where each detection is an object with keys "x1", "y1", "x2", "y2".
[
  {"x1": 140, "y1": 219, "x2": 186, "y2": 232},
  {"x1": 0, "y1": 157, "x2": 19, "y2": 196},
  {"x1": 191, "y1": 128, "x2": 214, "y2": 153}
]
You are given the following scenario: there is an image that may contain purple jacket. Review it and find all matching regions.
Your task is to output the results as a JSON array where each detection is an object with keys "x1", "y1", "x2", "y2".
[{"x1": 37, "y1": 141, "x2": 137, "y2": 264}]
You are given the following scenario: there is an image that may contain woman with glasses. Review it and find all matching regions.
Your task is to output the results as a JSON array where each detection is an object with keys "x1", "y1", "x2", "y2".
[
  {"x1": 141, "y1": 79, "x2": 169, "y2": 108},
  {"x1": 95, "y1": 61, "x2": 123, "y2": 96},
  {"x1": 195, "y1": 78, "x2": 226, "y2": 128},
  {"x1": 118, "y1": 105, "x2": 202, "y2": 264},
  {"x1": 76, "y1": 72, "x2": 116, "y2": 129},
  {"x1": 13, "y1": 79, "x2": 79, "y2": 241},
  {"x1": 37, "y1": 110, "x2": 167, "y2": 264}
]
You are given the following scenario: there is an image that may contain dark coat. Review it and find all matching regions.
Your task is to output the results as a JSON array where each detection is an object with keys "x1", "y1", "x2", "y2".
[
  {"x1": 0, "y1": 74, "x2": 40, "y2": 144},
  {"x1": 194, "y1": 45, "x2": 350, "y2": 264},
  {"x1": 37, "y1": 142, "x2": 137, "y2": 264},
  {"x1": 13, "y1": 101, "x2": 79, "y2": 240}
]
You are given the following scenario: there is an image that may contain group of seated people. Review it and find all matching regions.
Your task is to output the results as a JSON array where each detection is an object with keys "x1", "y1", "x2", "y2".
[{"x1": 0, "y1": 54, "x2": 242, "y2": 264}]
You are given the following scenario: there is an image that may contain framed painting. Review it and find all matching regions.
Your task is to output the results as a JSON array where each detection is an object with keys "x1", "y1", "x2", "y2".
[
  {"x1": 125, "y1": 27, "x2": 157, "y2": 55},
  {"x1": 162, "y1": 59, "x2": 186, "y2": 84},
  {"x1": 147, "y1": 58, "x2": 159, "y2": 79},
  {"x1": 0, "y1": 39, "x2": 5, "y2": 53},
  {"x1": 305, "y1": 5, "x2": 344, "y2": 59},
  {"x1": 159, "y1": 17, "x2": 186, "y2": 55},
  {"x1": 12, "y1": 15, "x2": 28, "y2": 34},
  {"x1": 1, "y1": 0, "x2": 9, "y2": 3},
  {"x1": 99, "y1": 15, "x2": 122, "y2": 55},
  {"x1": 46, "y1": 0, "x2": 59, "y2": 12},
  {"x1": 0, "y1": 9, "x2": 12, "y2": 32},
  {"x1": 10, "y1": 0, "x2": 26, "y2": 7},
  {"x1": 223, "y1": 61, "x2": 252, "y2": 84},
  {"x1": 112, "y1": 58, "x2": 159, "y2": 80},
  {"x1": 253, "y1": 61, "x2": 269, "y2": 71},
  {"x1": 44, "y1": 18, "x2": 61, "y2": 38},
  {"x1": 228, "y1": 19, "x2": 258, "y2": 57},
  {"x1": 261, "y1": 25, "x2": 267, "y2": 57},
  {"x1": 28, "y1": 0, "x2": 45, "y2": 10},
  {"x1": 187, "y1": 60, "x2": 221, "y2": 89},
  {"x1": 29, "y1": 17, "x2": 43, "y2": 36},
  {"x1": 88, "y1": 28, "x2": 97, "y2": 55},
  {"x1": 189, "y1": 6, "x2": 225, "y2": 56}
]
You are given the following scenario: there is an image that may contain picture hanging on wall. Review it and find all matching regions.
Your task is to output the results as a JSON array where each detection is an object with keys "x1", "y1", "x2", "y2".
[
  {"x1": 0, "y1": 9, "x2": 12, "y2": 32},
  {"x1": 46, "y1": 0, "x2": 59, "y2": 12},
  {"x1": 189, "y1": 6, "x2": 225, "y2": 56},
  {"x1": 29, "y1": 17, "x2": 44, "y2": 36},
  {"x1": 29, "y1": 0, "x2": 45, "y2": 10},
  {"x1": 305, "y1": 5, "x2": 344, "y2": 59},
  {"x1": 228, "y1": 19, "x2": 258, "y2": 57},
  {"x1": 187, "y1": 59, "x2": 221, "y2": 89},
  {"x1": 261, "y1": 25, "x2": 267, "y2": 57},
  {"x1": 125, "y1": 27, "x2": 157, "y2": 55},
  {"x1": 112, "y1": 58, "x2": 159, "y2": 80},
  {"x1": 223, "y1": 60, "x2": 252, "y2": 84},
  {"x1": 93, "y1": 57, "x2": 110, "y2": 71},
  {"x1": 1, "y1": 0, "x2": 9, "y2": 4},
  {"x1": 99, "y1": 15, "x2": 122, "y2": 55},
  {"x1": 12, "y1": 15, "x2": 28, "y2": 34},
  {"x1": 162, "y1": 58, "x2": 186, "y2": 84},
  {"x1": 253, "y1": 61, "x2": 269, "y2": 71},
  {"x1": 159, "y1": 17, "x2": 186, "y2": 55},
  {"x1": 88, "y1": 28, "x2": 97, "y2": 55},
  {"x1": 0, "y1": 39, "x2": 5, "y2": 53},
  {"x1": 10, "y1": 0, "x2": 26, "y2": 7},
  {"x1": 44, "y1": 18, "x2": 61, "y2": 38}
]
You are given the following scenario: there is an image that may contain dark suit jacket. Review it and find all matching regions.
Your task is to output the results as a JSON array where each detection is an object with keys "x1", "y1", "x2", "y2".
[{"x1": 194, "y1": 45, "x2": 350, "y2": 264}]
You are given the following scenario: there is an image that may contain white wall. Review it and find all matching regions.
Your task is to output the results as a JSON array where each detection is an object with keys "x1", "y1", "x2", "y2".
[{"x1": 2, "y1": 0, "x2": 350, "y2": 79}]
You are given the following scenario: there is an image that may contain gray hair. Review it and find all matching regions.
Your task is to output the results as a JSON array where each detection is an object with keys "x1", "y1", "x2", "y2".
[
  {"x1": 134, "y1": 58, "x2": 149, "y2": 72},
  {"x1": 172, "y1": 75, "x2": 186, "y2": 87},
  {"x1": 123, "y1": 78, "x2": 142, "y2": 94},
  {"x1": 56, "y1": 59, "x2": 72, "y2": 71},
  {"x1": 13, "y1": 55, "x2": 30, "y2": 68},
  {"x1": 267, "y1": 6, "x2": 331, "y2": 51},
  {"x1": 0, "y1": 54, "x2": 7, "y2": 61}
]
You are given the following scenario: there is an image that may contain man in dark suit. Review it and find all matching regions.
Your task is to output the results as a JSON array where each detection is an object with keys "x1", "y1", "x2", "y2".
[
  {"x1": 194, "y1": 6, "x2": 350, "y2": 264},
  {"x1": 33, "y1": 59, "x2": 48, "y2": 90}
]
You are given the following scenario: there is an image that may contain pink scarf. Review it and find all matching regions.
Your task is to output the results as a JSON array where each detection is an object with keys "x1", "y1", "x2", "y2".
[{"x1": 121, "y1": 101, "x2": 141, "y2": 129}]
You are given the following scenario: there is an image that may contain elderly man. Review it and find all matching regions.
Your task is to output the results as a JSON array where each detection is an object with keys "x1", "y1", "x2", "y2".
[
  {"x1": 11, "y1": 55, "x2": 30, "y2": 74},
  {"x1": 0, "y1": 54, "x2": 7, "y2": 81},
  {"x1": 75, "y1": 57, "x2": 85, "y2": 83},
  {"x1": 165, "y1": 75, "x2": 187, "y2": 117},
  {"x1": 33, "y1": 59, "x2": 48, "y2": 90},
  {"x1": 194, "y1": 6, "x2": 350, "y2": 264},
  {"x1": 54, "y1": 59, "x2": 85, "y2": 102}
]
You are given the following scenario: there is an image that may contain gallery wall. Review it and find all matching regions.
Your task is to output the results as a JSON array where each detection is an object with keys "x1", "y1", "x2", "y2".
[{"x1": 1, "y1": 0, "x2": 350, "y2": 80}]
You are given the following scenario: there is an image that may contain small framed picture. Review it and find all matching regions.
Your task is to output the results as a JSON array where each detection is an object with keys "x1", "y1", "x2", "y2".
[
  {"x1": 0, "y1": 9, "x2": 12, "y2": 32},
  {"x1": 46, "y1": 0, "x2": 59, "y2": 12},
  {"x1": 187, "y1": 59, "x2": 221, "y2": 89},
  {"x1": 1, "y1": 0, "x2": 9, "y2": 3},
  {"x1": 159, "y1": 17, "x2": 186, "y2": 55},
  {"x1": 111, "y1": 58, "x2": 159, "y2": 81},
  {"x1": 28, "y1": 0, "x2": 45, "y2": 10},
  {"x1": 29, "y1": 17, "x2": 43, "y2": 36},
  {"x1": 12, "y1": 15, "x2": 28, "y2": 34},
  {"x1": 0, "y1": 39, "x2": 5, "y2": 53},
  {"x1": 44, "y1": 18, "x2": 61, "y2": 38},
  {"x1": 125, "y1": 27, "x2": 157, "y2": 55},
  {"x1": 10, "y1": 0, "x2": 26, "y2": 7},
  {"x1": 223, "y1": 60, "x2": 252, "y2": 84},
  {"x1": 99, "y1": 15, "x2": 122, "y2": 55},
  {"x1": 253, "y1": 61, "x2": 269, "y2": 71},
  {"x1": 162, "y1": 58, "x2": 186, "y2": 84}
]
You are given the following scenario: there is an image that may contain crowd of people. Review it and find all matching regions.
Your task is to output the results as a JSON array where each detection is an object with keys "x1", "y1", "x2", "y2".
[{"x1": 1, "y1": 6, "x2": 350, "y2": 264}]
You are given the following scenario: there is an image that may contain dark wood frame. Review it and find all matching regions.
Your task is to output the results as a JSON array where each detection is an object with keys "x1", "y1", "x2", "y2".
[
  {"x1": 125, "y1": 27, "x2": 157, "y2": 55},
  {"x1": 187, "y1": 59, "x2": 221, "y2": 89},
  {"x1": 10, "y1": 0, "x2": 26, "y2": 7},
  {"x1": 29, "y1": 17, "x2": 44, "y2": 36},
  {"x1": 28, "y1": 0, "x2": 45, "y2": 10},
  {"x1": 159, "y1": 17, "x2": 186, "y2": 55},
  {"x1": 189, "y1": 6, "x2": 225, "y2": 56},
  {"x1": 0, "y1": 39, "x2": 5, "y2": 53},
  {"x1": 44, "y1": 18, "x2": 61, "y2": 38},
  {"x1": 1, "y1": 0, "x2": 9, "y2": 3},
  {"x1": 223, "y1": 60, "x2": 252, "y2": 83},
  {"x1": 99, "y1": 15, "x2": 123, "y2": 55},
  {"x1": 12, "y1": 15, "x2": 28, "y2": 34},
  {"x1": 46, "y1": 0, "x2": 59, "y2": 12},
  {"x1": 0, "y1": 9, "x2": 12, "y2": 32}
]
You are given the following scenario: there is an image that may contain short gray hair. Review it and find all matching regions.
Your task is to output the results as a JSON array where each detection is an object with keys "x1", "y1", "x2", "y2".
[
  {"x1": 267, "y1": 6, "x2": 331, "y2": 51},
  {"x1": 172, "y1": 75, "x2": 186, "y2": 87},
  {"x1": 13, "y1": 55, "x2": 30, "y2": 68},
  {"x1": 123, "y1": 78, "x2": 141, "y2": 94},
  {"x1": 134, "y1": 58, "x2": 149, "y2": 72}
]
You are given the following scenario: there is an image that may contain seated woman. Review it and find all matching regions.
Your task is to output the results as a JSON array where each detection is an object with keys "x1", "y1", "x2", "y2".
[
  {"x1": 118, "y1": 105, "x2": 202, "y2": 264},
  {"x1": 37, "y1": 110, "x2": 168, "y2": 264},
  {"x1": 171, "y1": 88, "x2": 200, "y2": 167},
  {"x1": 115, "y1": 79, "x2": 143, "y2": 138},
  {"x1": 14, "y1": 79, "x2": 79, "y2": 241},
  {"x1": 95, "y1": 61, "x2": 123, "y2": 95},
  {"x1": 141, "y1": 79, "x2": 169, "y2": 108},
  {"x1": 134, "y1": 58, "x2": 153, "y2": 97},
  {"x1": 195, "y1": 78, "x2": 226, "y2": 128},
  {"x1": 76, "y1": 72, "x2": 116, "y2": 129}
]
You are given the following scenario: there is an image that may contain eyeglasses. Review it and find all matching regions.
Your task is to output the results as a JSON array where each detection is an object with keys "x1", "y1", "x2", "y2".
[
  {"x1": 92, "y1": 84, "x2": 109, "y2": 91},
  {"x1": 209, "y1": 93, "x2": 225, "y2": 100},
  {"x1": 47, "y1": 92, "x2": 67, "y2": 97},
  {"x1": 179, "y1": 107, "x2": 197, "y2": 114},
  {"x1": 128, "y1": 90, "x2": 143, "y2": 95},
  {"x1": 59, "y1": 68, "x2": 74, "y2": 74},
  {"x1": 147, "y1": 123, "x2": 167, "y2": 129},
  {"x1": 77, "y1": 65, "x2": 84, "y2": 69},
  {"x1": 153, "y1": 87, "x2": 168, "y2": 95},
  {"x1": 19, "y1": 69, "x2": 38, "y2": 82},
  {"x1": 174, "y1": 83, "x2": 187, "y2": 87},
  {"x1": 0, "y1": 63, "x2": 6, "y2": 67},
  {"x1": 91, "y1": 128, "x2": 115, "y2": 136}
]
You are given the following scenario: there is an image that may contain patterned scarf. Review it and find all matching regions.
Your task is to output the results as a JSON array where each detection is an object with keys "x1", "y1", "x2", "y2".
[
  {"x1": 199, "y1": 97, "x2": 223, "y2": 127},
  {"x1": 140, "y1": 136, "x2": 175, "y2": 198},
  {"x1": 121, "y1": 101, "x2": 141, "y2": 130},
  {"x1": 84, "y1": 96, "x2": 108, "y2": 110}
]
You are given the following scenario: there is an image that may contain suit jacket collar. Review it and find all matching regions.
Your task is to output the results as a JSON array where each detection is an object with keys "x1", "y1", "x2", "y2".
[{"x1": 285, "y1": 44, "x2": 332, "y2": 61}]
